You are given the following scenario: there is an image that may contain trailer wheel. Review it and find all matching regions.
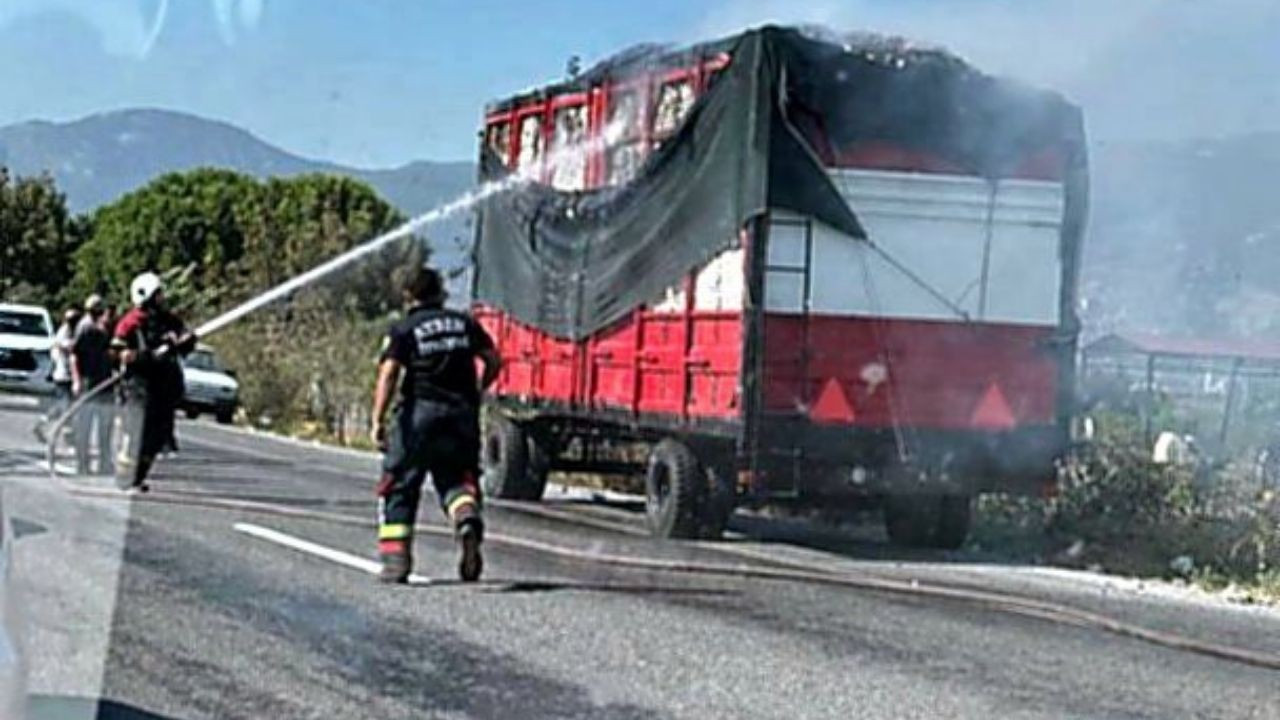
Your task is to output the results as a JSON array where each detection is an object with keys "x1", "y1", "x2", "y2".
[
  {"x1": 932, "y1": 494, "x2": 972, "y2": 550},
  {"x1": 883, "y1": 495, "x2": 936, "y2": 548},
  {"x1": 482, "y1": 415, "x2": 546, "y2": 500},
  {"x1": 699, "y1": 463, "x2": 737, "y2": 540},
  {"x1": 883, "y1": 494, "x2": 972, "y2": 550},
  {"x1": 645, "y1": 439, "x2": 704, "y2": 539}
]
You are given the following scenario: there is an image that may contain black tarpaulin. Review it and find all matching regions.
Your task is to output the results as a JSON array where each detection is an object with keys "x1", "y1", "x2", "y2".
[{"x1": 473, "y1": 26, "x2": 1083, "y2": 340}]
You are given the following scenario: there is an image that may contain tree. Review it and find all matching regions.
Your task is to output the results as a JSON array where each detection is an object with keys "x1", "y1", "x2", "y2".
[
  {"x1": 68, "y1": 168, "x2": 261, "y2": 309},
  {"x1": 71, "y1": 169, "x2": 422, "y2": 319},
  {"x1": 0, "y1": 168, "x2": 85, "y2": 308},
  {"x1": 234, "y1": 174, "x2": 416, "y2": 318},
  {"x1": 223, "y1": 174, "x2": 425, "y2": 434}
]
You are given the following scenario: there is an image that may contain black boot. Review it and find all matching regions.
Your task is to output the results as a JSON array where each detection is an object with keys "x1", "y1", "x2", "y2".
[
  {"x1": 378, "y1": 544, "x2": 412, "y2": 584},
  {"x1": 117, "y1": 456, "x2": 152, "y2": 492},
  {"x1": 457, "y1": 519, "x2": 483, "y2": 583}
]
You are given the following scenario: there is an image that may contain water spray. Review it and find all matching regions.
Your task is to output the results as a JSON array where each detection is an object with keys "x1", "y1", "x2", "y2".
[{"x1": 46, "y1": 116, "x2": 630, "y2": 476}]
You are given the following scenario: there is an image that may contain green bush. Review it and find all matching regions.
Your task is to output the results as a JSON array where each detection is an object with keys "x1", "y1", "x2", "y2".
[{"x1": 976, "y1": 409, "x2": 1280, "y2": 599}]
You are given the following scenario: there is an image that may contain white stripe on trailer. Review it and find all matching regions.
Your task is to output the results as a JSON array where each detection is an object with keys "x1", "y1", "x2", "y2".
[{"x1": 766, "y1": 169, "x2": 1067, "y2": 326}]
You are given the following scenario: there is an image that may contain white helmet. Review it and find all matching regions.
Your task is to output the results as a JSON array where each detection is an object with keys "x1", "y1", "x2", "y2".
[{"x1": 130, "y1": 272, "x2": 164, "y2": 307}]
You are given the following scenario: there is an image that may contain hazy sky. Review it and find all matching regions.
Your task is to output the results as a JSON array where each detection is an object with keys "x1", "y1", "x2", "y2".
[{"x1": 2, "y1": 0, "x2": 1276, "y2": 167}]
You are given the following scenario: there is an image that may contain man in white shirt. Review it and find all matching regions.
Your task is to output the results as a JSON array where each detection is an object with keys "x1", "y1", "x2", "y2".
[{"x1": 34, "y1": 307, "x2": 82, "y2": 443}]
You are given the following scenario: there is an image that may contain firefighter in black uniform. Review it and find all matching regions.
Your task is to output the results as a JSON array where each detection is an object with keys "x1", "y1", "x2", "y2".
[
  {"x1": 372, "y1": 266, "x2": 500, "y2": 583},
  {"x1": 112, "y1": 272, "x2": 196, "y2": 491}
]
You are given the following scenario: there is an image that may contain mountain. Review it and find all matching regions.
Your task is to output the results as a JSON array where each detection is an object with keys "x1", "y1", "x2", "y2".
[{"x1": 0, "y1": 108, "x2": 477, "y2": 269}]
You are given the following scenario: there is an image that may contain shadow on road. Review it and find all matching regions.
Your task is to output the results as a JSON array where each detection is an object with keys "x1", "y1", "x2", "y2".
[
  {"x1": 476, "y1": 578, "x2": 737, "y2": 597},
  {"x1": 545, "y1": 494, "x2": 1023, "y2": 568},
  {"x1": 727, "y1": 512, "x2": 975, "y2": 562},
  {"x1": 10, "y1": 516, "x2": 47, "y2": 540},
  {"x1": 394, "y1": 576, "x2": 737, "y2": 597},
  {"x1": 159, "y1": 453, "x2": 294, "y2": 469},
  {"x1": 28, "y1": 695, "x2": 182, "y2": 720}
]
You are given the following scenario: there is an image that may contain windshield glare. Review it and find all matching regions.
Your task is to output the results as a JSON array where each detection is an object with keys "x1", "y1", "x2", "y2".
[{"x1": 3, "y1": 5, "x2": 1279, "y2": 719}]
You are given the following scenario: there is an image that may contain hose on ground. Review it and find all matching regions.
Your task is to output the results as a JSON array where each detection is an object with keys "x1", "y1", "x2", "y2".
[{"x1": 65, "y1": 485, "x2": 1280, "y2": 673}]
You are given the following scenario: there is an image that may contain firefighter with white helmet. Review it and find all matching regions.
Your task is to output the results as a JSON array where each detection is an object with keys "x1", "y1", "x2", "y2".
[
  {"x1": 130, "y1": 272, "x2": 162, "y2": 307},
  {"x1": 111, "y1": 271, "x2": 197, "y2": 491}
]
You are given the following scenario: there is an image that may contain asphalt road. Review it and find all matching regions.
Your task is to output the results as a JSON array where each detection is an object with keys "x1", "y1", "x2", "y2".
[{"x1": 2, "y1": 398, "x2": 1278, "y2": 719}]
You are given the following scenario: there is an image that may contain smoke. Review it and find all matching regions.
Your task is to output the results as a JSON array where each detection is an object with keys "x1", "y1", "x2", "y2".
[
  {"x1": 695, "y1": 0, "x2": 1280, "y2": 340},
  {"x1": 0, "y1": 0, "x2": 267, "y2": 58},
  {"x1": 695, "y1": 0, "x2": 1280, "y2": 142}
]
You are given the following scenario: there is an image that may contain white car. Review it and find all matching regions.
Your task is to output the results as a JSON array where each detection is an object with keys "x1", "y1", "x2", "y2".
[
  {"x1": 181, "y1": 346, "x2": 240, "y2": 424},
  {"x1": 0, "y1": 304, "x2": 54, "y2": 399},
  {"x1": 0, "y1": 489, "x2": 27, "y2": 719}
]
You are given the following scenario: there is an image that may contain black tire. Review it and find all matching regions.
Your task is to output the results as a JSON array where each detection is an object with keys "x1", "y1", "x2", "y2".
[
  {"x1": 525, "y1": 433, "x2": 552, "y2": 497},
  {"x1": 699, "y1": 462, "x2": 737, "y2": 540},
  {"x1": 644, "y1": 439, "x2": 704, "y2": 539},
  {"x1": 883, "y1": 493, "x2": 972, "y2": 550},
  {"x1": 883, "y1": 494, "x2": 938, "y2": 548},
  {"x1": 481, "y1": 415, "x2": 546, "y2": 500},
  {"x1": 184, "y1": 408, "x2": 200, "y2": 420},
  {"x1": 215, "y1": 409, "x2": 234, "y2": 425},
  {"x1": 932, "y1": 494, "x2": 972, "y2": 550}
]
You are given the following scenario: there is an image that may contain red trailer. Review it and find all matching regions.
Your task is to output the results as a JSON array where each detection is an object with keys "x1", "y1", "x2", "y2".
[{"x1": 471, "y1": 27, "x2": 1088, "y2": 547}]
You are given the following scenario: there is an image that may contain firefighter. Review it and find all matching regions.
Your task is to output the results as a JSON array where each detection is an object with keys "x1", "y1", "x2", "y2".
[
  {"x1": 111, "y1": 272, "x2": 196, "y2": 491},
  {"x1": 371, "y1": 265, "x2": 500, "y2": 584}
]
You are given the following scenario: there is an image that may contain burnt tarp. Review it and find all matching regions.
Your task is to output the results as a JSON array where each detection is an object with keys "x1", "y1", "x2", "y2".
[
  {"x1": 473, "y1": 25, "x2": 1084, "y2": 339},
  {"x1": 775, "y1": 27, "x2": 1086, "y2": 178}
]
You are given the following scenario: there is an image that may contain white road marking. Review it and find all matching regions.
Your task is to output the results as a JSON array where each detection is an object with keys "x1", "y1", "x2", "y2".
[
  {"x1": 0, "y1": 395, "x2": 39, "y2": 409},
  {"x1": 233, "y1": 522, "x2": 432, "y2": 585},
  {"x1": 1, "y1": 451, "x2": 86, "y2": 483}
]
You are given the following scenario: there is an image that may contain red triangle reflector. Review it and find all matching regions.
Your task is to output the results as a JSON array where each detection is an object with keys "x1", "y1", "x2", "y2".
[
  {"x1": 812, "y1": 378, "x2": 856, "y2": 423},
  {"x1": 970, "y1": 382, "x2": 1016, "y2": 429}
]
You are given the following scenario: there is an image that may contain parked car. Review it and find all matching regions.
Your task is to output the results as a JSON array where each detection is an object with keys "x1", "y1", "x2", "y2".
[
  {"x1": 0, "y1": 489, "x2": 28, "y2": 720},
  {"x1": 180, "y1": 346, "x2": 239, "y2": 424},
  {"x1": 0, "y1": 303, "x2": 54, "y2": 399}
]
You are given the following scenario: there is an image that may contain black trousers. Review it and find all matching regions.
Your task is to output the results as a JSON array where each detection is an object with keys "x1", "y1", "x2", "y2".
[
  {"x1": 376, "y1": 399, "x2": 483, "y2": 555},
  {"x1": 116, "y1": 380, "x2": 179, "y2": 487}
]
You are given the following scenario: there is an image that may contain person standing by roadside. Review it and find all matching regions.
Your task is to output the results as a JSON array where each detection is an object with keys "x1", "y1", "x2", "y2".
[
  {"x1": 34, "y1": 307, "x2": 82, "y2": 443},
  {"x1": 71, "y1": 295, "x2": 116, "y2": 475}
]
